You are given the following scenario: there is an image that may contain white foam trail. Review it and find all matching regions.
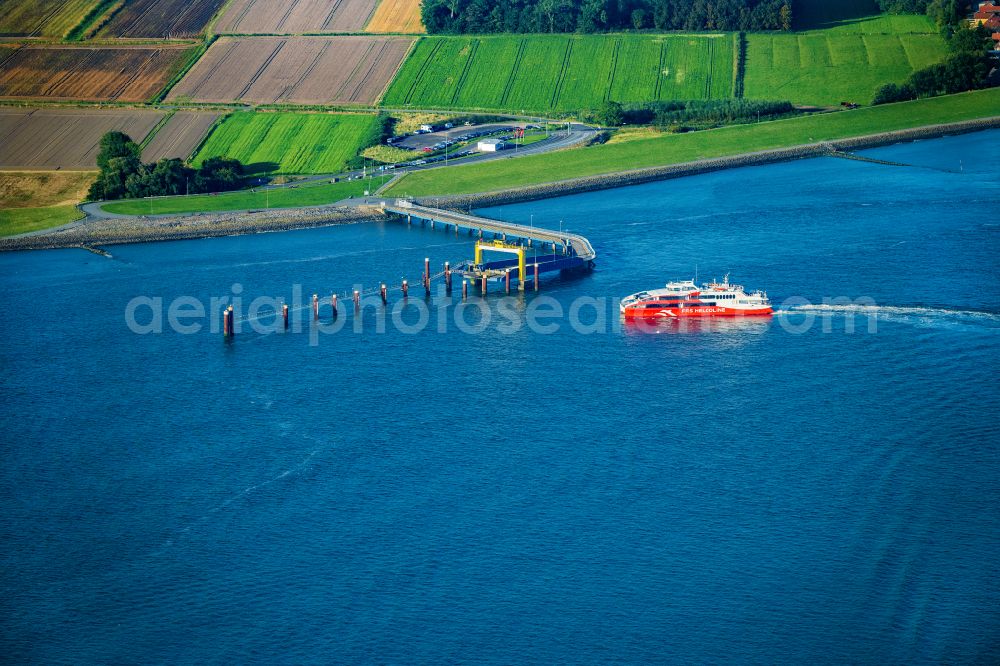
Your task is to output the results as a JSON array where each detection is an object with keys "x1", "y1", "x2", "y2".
[
  {"x1": 153, "y1": 438, "x2": 326, "y2": 554},
  {"x1": 778, "y1": 304, "x2": 1000, "y2": 329}
]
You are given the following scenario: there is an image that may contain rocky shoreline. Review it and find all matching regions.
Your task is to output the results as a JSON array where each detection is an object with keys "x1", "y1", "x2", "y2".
[
  {"x1": 2, "y1": 117, "x2": 996, "y2": 252},
  {"x1": 0, "y1": 205, "x2": 390, "y2": 252}
]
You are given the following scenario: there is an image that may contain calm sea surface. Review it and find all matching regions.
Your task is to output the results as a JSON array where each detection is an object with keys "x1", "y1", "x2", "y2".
[{"x1": 1, "y1": 131, "x2": 998, "y2": 664}]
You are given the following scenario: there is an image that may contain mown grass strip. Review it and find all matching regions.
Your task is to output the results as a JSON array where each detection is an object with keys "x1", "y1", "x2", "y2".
[
  {"x1": 0, "y1": 204, "x2": 84, "y2": 237},
  {"x1": 385, "y1": 89, "x2": 1000, "y2": 197},
  {"x1": 100, "y1": 179, "x2": 372, "y2": 216}
]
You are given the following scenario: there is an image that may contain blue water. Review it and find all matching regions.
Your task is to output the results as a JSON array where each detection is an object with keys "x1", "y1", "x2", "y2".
[{"x1": 2, "y1": 131, "x2": 999, "y2": 664}]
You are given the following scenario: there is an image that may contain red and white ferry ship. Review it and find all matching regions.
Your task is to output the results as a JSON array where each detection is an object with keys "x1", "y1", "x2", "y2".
[{"x1": 620, "y1": 275, "x2": 772, "y2": 318}]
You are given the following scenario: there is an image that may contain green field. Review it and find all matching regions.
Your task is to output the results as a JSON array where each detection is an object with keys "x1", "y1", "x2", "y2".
[
  {"x1": 0, "y1": 0, "x2": 98, "y2": 37},
  {"x1": 384, "y1": 88, "x2": 1000, "y2": 197},
  {"x1": 744, "y1": 28, "x2": 946, "y2": 106},
  {"x1": 382, "y1": 34, "x2": 735, "y2": 113},
  {"x1": 0, "y1": 205, "x2": 83, "y2": 237},
  {"x1": 100, "y1": 179, "x2": 377, "y2": 216},
  {"x1": 792, "y1": 0, "x2": 940, "y2": 33},
  {"x1": 193, "y1": 112, "x2": 382, "y2": 175}
]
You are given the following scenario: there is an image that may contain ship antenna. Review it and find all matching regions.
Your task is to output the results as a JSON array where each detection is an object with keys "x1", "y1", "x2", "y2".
[{"x1": 695, "y1": 264, "x2": 698, "y2": 284}]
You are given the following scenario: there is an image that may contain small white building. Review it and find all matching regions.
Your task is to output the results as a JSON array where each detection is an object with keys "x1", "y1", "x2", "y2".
[{"x1": 478, "y1": 138, "x2": 508, "y2": 152}]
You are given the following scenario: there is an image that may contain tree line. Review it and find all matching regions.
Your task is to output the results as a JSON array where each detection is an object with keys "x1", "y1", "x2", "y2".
[
  {"x1": 593, "y1": 98, "x2": 795, "y2": 128},
  {"x1": 88, "y1": 132, "x2": 246, "y2": 202},
  {"x1": 421, "y1": 0, "x2": 793, "y2": 34},
  {"x1": 875, "y1": 0, "x2": 969, "y2": 27},
  {"x1": 873, "y1": 24, "x2": 995, "y2": 105}
]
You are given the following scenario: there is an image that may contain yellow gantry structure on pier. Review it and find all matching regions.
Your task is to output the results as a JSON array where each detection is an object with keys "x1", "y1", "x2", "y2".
[{"x1": 474, "y1": 240, "x2": 526, "y2": 291}]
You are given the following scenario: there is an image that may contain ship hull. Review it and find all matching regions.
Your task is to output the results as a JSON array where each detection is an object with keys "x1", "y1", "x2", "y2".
[{"x1": 622, "y1": 306, "x2": 773, "y2": 318}]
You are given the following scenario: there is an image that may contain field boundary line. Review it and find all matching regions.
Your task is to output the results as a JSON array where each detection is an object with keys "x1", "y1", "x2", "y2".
[
  {"x1": 499, "y1": 39, "x2": 527, "y2": 108},
  {"x1": 357, "y1": 0, "x2": 382, "y2": 31},
  {"x1": 451, "y1": 39, "x2": 479, "y2": 106},
  {"x1": 188, "y1": 112, "x2": 229, "y2": 163},
  {"x1": 155, "y1": 36, "x2": 215, "y2": 103},
  {"x1": 66, "y1": 0, "x2": 121, "y2": 41},
  {"x1": 374, "y1": 37, "x2": 416, "y2": 106},
  {"x1": 140, "y1": 110, "x2": 176, "y2": 150},
  {"x1": 204, "y1": 0, "x2": 240, "y2": 35}
]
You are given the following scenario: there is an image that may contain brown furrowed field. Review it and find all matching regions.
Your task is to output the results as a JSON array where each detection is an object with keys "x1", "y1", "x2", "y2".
[
  {"x1": 0, "y1": 45, "x2": 193, "y2": 102},
  {"x1": 142, "y1": 112, "x2": 221, "y2": 162},
  {"x1": 98, "y1": 0, "x2": 227, "y2": 38},
  {"x1": 0, "y1": 0, "x2": 99, "y2": 38},
  {"x1": 366, "y1": 0, "x2": 425, "y2": 34},
  {"x1": 0, "y1": 108, "x2": 165, "y2": 169},
  {"x1": 167, "y1": 36, "x2": 413, "y2": 106},
  {"x1": 215, "y1": 0, "x2": 379, "y2": 34}
]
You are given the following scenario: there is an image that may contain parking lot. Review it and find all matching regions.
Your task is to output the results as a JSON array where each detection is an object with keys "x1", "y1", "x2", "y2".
[{"x1": 391, "y1": 123, "x2": 525, "y2": 151}]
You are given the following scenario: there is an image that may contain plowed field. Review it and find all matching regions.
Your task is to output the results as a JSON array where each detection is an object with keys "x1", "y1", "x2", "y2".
[
  {"x1": 98, "y1": 0, "x2": 227, "y2": 38},
  {"x1": 0, "y1": 108, "x2": 165, "y2": 169},
  {"x1": 142, "y1": 112, "x2": 221, "y2": 162},
  {"x1": 0, "y1": 45, "x2": 193, "y2": 102},
  {"x1": 215, "y1": 0, "x2": 379, "y2": 34},
  {"x1": 167, "y1": 36, "x2": 412, "y2": 106}
]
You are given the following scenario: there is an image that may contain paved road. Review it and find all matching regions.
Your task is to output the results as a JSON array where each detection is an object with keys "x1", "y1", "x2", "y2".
[
  {"x1": 81, "y1": 123, "x2": 598, "y2": 220},
  {"x1": 394, "y1": 123, "x2": 522, "y2": 150}
]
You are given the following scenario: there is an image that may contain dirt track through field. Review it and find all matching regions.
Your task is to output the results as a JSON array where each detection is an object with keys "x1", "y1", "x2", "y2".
[{"x1": 167, "y1": 36, "x2": 412, "y2": 105}]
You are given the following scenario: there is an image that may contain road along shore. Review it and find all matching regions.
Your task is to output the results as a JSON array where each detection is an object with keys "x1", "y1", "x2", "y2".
[
  {"x1": 0, "y1": 205, "x2": 390, "y2": 252},
  {"x1": 3, "y1": 117, "x2": 996, "y2": 252},
  {"x1": 418, "y1": 117, "x2": 1000, "y2": 210}
]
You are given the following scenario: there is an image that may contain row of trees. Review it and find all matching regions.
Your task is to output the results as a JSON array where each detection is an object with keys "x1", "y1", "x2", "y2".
[
  {"x1": 873, "y1": 24, "x2": 995, "y2": 105},
  {"x1": 594, "y1": 98, "x2": 794, "y2": 127},
  {"x1": 876, "y1": 0, "x2": 968, "y2": 27},
  {"x1": 88, "y1": 132, "x2": 246, "y2": 202},
  {"x1": 421, "y1": 0, "x2": 792, "y2": 34}
]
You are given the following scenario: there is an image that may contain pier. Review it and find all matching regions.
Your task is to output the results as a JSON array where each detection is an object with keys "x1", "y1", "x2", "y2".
[
  {"x1": 379, "y1": 200, "x2": 596, "y2": 291},
  {"x1": 229, "y1": 200, "x2": 596, "y2": 335}
]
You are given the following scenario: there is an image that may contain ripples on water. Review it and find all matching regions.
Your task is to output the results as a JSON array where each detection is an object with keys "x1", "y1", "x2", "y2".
[{"x1": 0, "y1": 132, "x2": 998, "y2": 664}]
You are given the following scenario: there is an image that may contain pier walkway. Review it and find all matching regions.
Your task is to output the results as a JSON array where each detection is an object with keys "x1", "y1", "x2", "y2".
[
  {"x1": 379, "y1": 200, "x2": 595, "y2": 260},
  {"x1": 378, "y1": 199, "x2": 595, "y2": 290}
]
